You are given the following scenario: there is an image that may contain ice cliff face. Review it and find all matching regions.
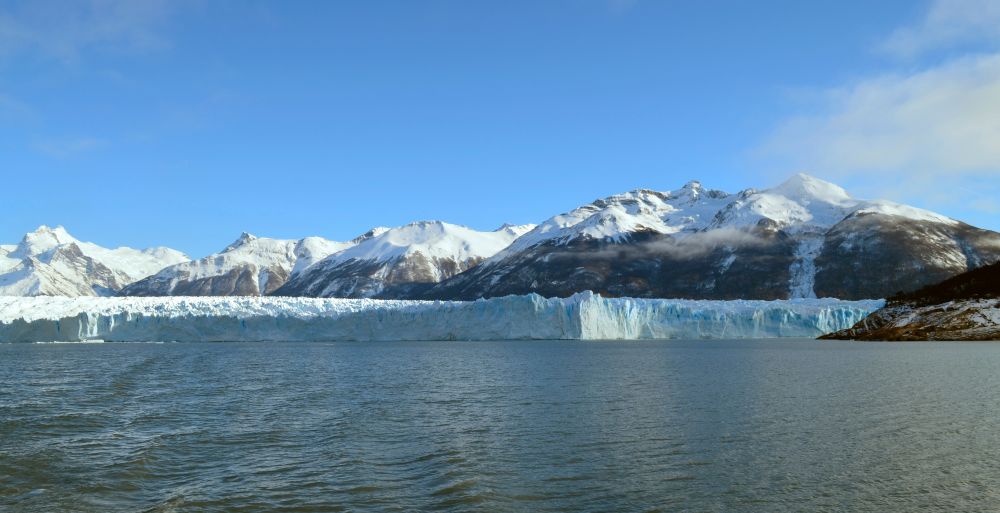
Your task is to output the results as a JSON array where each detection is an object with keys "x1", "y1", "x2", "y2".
[
  {"x1": 120, "y1": 233, "x2": 351, "y2": 297},
  {"x1": 0, "y1": 226, "x2": 189, "y2": 296},
  {"x1": 426, "y1": 174, "x2": 1000, "y2": 301},
  {"x1": 0, "y1": 293, "x2": 881, "y2": 342},
  {"x1": 274, "y1": 221, "x2": 535, "y2": 299}
]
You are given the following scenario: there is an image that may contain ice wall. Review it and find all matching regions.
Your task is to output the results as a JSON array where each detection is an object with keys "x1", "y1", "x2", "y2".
[
  {"x1": 0, "y1": 293, "x2": 882, "y2": 342},
  {"x1": 577, "y1": 293, "x2": 879, "y2": 339}
]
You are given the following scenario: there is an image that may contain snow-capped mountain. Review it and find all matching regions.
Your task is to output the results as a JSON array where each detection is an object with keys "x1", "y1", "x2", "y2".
[
  {"x1": 274, "y1": 221, "x2": 535, "y2": 299},
  {"x1": 11, "y1": 174, "x2": 998, "y2": 301},
  {"x1": 0, "y1": 226, "x2": 189, "y2": 296},
  {"x1": 425, "y1": 174, "x2": 1000, "y2": 301},
  {"x1": 120, "y1": 233, "x2": 351, "y2": 296}
]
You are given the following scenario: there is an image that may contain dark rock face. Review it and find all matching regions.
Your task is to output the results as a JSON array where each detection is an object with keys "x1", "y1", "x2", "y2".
[
  {"x1": 424, "y1": 215, "x2": 1000, "y2": 301},
  {"x1": 51, "y1": 243, "x2": 125, "y2": 293},
  {"x1": 814, "y1": 214, "x2": 1000, "y2": 300},
  {"x1": 889, "y1": 261, "x2": 1000, "y2": 306},
  {"x1": 25, "y1": 243, "x2": 125, "y2": 296},
  {"x1": 821, "y1": 262, "x2": 1000, "y2": 341},
  {"x1": 117, "y1": 274, "x2": 173, "y2": 296},
  {"x1": 121, "y1": 265, "x2": 291, "y2": 297},
  {"x1": 273, "y1": 252, "x2": 483, "y2": 299},
  {"x1": 424, "y1": 228, "x2": 798, "y2": 300}
]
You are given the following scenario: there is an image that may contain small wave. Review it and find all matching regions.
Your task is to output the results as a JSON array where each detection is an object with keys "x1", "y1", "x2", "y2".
[
  {"x1": 34, "y1": 340, "x2": 106, "y2": 344},
  {"x1": 431, "y1": 479, "x2": 478, "y2": 497}
]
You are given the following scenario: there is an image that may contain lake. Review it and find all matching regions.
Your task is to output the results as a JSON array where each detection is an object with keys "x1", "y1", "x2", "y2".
[{"x1": 2, "y1": 340, "x2": 999, "y2": 512}]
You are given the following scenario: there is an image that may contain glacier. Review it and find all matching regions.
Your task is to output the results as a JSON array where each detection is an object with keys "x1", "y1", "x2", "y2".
[{"x1": 0, "y1": 293, "x2": 882, "y2": 342}]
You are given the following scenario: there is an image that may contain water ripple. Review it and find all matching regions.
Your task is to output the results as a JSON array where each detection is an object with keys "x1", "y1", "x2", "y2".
[{"x1": 3, "y1": 340, "x2": 1000, "y2": 512}]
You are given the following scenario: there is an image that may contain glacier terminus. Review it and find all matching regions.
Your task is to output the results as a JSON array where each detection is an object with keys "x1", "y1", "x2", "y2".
[{"x1": 0, "y1": 293, "x2": 881, "y2": 343}]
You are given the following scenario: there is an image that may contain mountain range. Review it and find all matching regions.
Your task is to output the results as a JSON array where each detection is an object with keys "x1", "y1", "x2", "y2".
[
  {"x1": 4, "y1": 174, "x2": 999, "y2": 300},
  {"x1": 273, "y1": 222, "x2": 534, "y2": 299},
  {"x1": 425, "y1": 174, "x2": 1000, "y2": 300}
]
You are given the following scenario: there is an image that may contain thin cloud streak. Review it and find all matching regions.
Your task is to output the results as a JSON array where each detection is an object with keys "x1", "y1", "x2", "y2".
[
  {"x1": 0, "y1": 0, "x2": 178, "y2": 63},
  {"x1": 880, "y1": 0, "x2": 1000, "y2": 58},
  {"x1": 33, "y1": 137, "x2": 107, "y2": 158}
]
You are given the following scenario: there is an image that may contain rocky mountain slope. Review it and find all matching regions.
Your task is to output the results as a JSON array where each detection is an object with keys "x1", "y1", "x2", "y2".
[
  {"x1": 120, "y1": 233, "x2": 351, "y2": 296},
  {"x1": 424, "y1": 174, "x2": 1000, "y2": 301},
  {"x1": 273, "y1": 222, "x2": 535, "y2": 299},
  {"x1": 0, "y1": 226, "x2": 189, "y2": 296},
  {"x1": 821, "y1": 262, "x2": 1000, "y2": 340}
]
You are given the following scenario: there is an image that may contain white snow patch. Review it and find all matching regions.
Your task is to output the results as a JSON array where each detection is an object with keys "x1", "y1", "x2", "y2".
[{"x1": 788, "y1": 235, "x2": 825, "y2": 299}]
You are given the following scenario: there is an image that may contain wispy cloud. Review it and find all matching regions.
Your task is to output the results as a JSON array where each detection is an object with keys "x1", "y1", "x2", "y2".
[
  {"x1": 763, "y1": 54, "x2": 1000, "y2": 174},
  {"x1": 0, "y1": 0, "x2": 178, "y2": 63},
  {"x1": 33, "y1": 137, "x2": 107, "y2": 158},
  {"x1": 549, "y1": 228, "x2": 769, "y2": 261},
  {"x1": 971, "y1": 197, "x2": 1000, "y2": 214},
  {"x1": 0, "y1": 91, "x2": 33, "y2": 118},
  {"x1": 880, "y1": 0, "x2": 1000, "y2": 58},
  {"x1": 759, "y1": 1, "x2": 1000, "y2": 217}
]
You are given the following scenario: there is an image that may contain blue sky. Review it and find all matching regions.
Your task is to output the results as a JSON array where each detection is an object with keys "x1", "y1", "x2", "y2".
[{"x1": 2, "y1": 0, "x2": 999, "y2": 257}]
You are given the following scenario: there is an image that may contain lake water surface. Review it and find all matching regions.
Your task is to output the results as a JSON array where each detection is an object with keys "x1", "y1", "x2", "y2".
[{"x1": 2, "y1": 339, "x2": 999, "y2": 512}]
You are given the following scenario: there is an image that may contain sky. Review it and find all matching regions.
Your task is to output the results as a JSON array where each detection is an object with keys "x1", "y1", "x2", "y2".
[{"x1": 1, "y1": 0, "x2": 999, "y2": 257}]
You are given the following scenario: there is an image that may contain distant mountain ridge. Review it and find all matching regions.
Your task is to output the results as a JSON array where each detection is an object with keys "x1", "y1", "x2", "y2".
[
  {"x1": 273, "y1": 221, "x2": 535, "y2": 299},
  {"x1": 4, "y1": 174, "x2": 999, "y2": 300},
  {"x1": 119, "y1": 233, "x2": 352, "y2": 296}
]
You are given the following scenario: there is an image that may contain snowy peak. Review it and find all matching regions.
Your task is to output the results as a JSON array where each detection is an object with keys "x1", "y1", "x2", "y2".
[
  {"x1": 27, "y1": 224, "x2": 74, "y2": 240},
  {"x1": 121, "y1": 232, "x2": 351, "y2": 296},
  {"x1": 504, "y1": 182, "x2": 733, "y2": 254},
  {"x1": 350, "y1": 226, "x2": 391, "y2": 244},
  {"x1": 292, "y1": 237, "x2": 354, "y2": 276},
  {"x1": 670, "y1": 181, "x2": 730, "y2": 203},
  {"x1": 713, "y1": 173, "x2": 957, "y2": 230},
  {"x1": 13, "y1": 225, "x2": 79, "y2": 258},
  {"x1": 770, "y1": 173, "x2": 852, "y2": 206},
  {"x1": 274, "y1": 220, "x2": 535, "y2": 298},
  {"x1": 711, "y1": 174, "x2": 855, "y2": 230},
  {"x1": 224, "y1": 232, "x2": 259, "y2": 251},
  {"x1": 0, "y1": 226, "x2": 189, "y2": 296},
  {"x1": 330, "y1": 221, "x2": 527, "y2": 264},
  {"x1": 495, "y1": 223, "x2": 536, "y2": 238}
]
